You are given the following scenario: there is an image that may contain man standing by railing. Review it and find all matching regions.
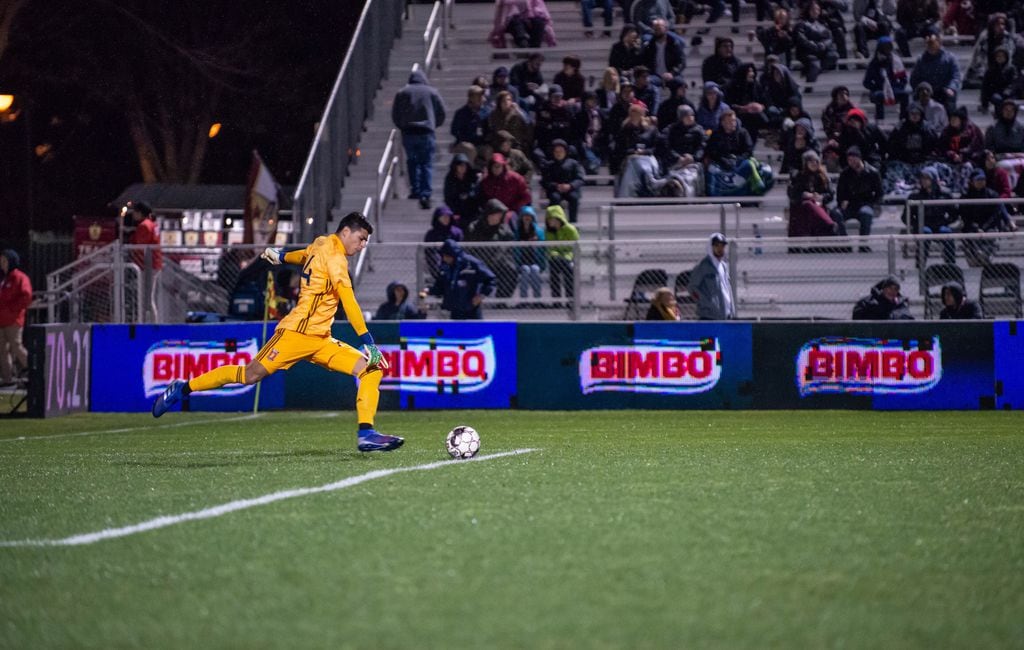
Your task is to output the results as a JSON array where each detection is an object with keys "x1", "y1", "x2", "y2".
[
  {"x1": 0, "y1": 249, "x2": 32, "y2": 387},
  {"x1": 392, "y1": 70, "x2": 447, "y2": 211}
]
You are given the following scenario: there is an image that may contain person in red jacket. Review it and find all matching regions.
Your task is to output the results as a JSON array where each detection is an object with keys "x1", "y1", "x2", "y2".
[
  {"x1": 0, "y1": 249, "x2": 32, "y2": 386},
  {"x1": 478, "y1": 153, "x2": 533, "y2": 216},
  {"x1": 124, "y1": 200, "x2": 163, "y2": 322}
]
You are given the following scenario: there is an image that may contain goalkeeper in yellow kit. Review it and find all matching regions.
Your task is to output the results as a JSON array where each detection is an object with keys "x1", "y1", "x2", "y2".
[{"x1": 152, "y1": 212, "x2": 403, "y2": 452}]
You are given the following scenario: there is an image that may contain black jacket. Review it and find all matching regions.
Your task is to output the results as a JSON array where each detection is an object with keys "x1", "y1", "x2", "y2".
[
  {"x1": 705, "y1": 126, "x2": 754, "y2": 167},
  {"x1": 660, "y1": 121, "x2": 706, "y2": 165},
  {"x1": 641, "y1": 35, "x2": 686, "y2": 77},
  {"x1": 541, "y1": 155, "x2": 585, "y2": 196},
  {"x1": 939, "y1": 282, "x2": 983, "y2": 319},
  {"x1": 427, "y1": 240, "x2": 496, "y2": 317},
  {"x1": 837, "y1": 164, "x2": 883, "y2": 209},
  {"x1": 853, "y1": 277, "x2": 914, "y2": 320}
]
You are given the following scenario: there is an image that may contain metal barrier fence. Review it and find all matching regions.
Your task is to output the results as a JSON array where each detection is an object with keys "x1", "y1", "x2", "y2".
[
  {"x1": 37, "y1": 233, "x2": 1024, "y2": 325},
  {"x1": 291, "y1": 0, "x2": 404, "y2": 242}
]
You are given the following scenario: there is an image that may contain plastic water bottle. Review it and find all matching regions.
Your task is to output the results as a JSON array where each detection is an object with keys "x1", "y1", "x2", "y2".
[{"x1": 752, "y1": 223, "x2": 763, "y2": 255}]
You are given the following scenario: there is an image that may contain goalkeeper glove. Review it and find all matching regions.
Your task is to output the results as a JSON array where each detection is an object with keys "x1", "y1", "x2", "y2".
[
  {"x1": 360, "y1": 333, "x2": 389, "y2": 370},
  {"x1": 261, "y1": 247, "x2": 283, "y2": 265}
]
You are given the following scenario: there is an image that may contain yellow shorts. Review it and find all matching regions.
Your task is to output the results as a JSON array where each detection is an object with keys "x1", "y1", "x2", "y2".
[{"x1": 254, "y1": 328, "x2": 363, "y2": 376}]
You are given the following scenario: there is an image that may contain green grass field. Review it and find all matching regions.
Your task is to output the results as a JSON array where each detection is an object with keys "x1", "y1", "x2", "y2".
[{"x1": 1, "y1": 410, "x2": 1022, "y2": 649}]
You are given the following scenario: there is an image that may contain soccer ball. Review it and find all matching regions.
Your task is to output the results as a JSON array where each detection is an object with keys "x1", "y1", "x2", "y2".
[{"x1": 445, "y1": 425, "x2": 481, "y2": 459}]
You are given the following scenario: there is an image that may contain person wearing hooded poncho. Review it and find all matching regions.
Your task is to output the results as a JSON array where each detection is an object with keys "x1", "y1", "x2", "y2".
[
  {"x1": 444, "y1": 154, "x2": 481, "y2": 224},
  {"x1": 466, "y1": 199, "x2": 518, "y2": 299},
  {"x1": 853, "y1": 276, "x2": 914, "y2": 320},
  {"x1": 984, "y1": 99, "x2": 1024, "y2": 154},
  {"x1": 424, "y1": 206, "x2": 466, "y2": 277},
  {"x1": 514, "y1": 206, "x2": 546, "y2": 300},
  {"x1": 545, "y1": 205, "x2": 579, "y2": 304},
  {"x1": 374, "y1": 282, "x2": 426, "y2": 321},
  {"x1": 422, "y1": 239, "x2": 496, "y2": 320},
  {"x1": 696, "y1": 81, "x2": 730, "y2": 132},
  {"x1": 781, "y1": 117, "x2": 820, "y2": 175},
  {"x1": 980, "y1": 46, "x2": 1017, "y2": 112}
]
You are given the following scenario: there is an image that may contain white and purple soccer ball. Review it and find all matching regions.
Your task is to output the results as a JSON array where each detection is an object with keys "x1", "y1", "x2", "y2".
[{"x1": 445, "y1": 425, "x2": 481, "y2": 459}]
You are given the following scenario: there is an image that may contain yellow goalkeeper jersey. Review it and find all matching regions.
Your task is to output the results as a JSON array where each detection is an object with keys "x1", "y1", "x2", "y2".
[{"x1": 275, "y1": 234, "x2": 368, "y2": 338}]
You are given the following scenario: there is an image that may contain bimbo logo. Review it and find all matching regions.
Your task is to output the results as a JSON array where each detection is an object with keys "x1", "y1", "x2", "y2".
[
  {"x1": 378, "y1": 336, "x2": 495, "y2": 393},
  {"x1": 796, "y1": 336, "x2": 942, "y2": 396},
  {"x1": 144, "y1": 339, "x2": 258, "y2": 397},
  {"x1": 578, "y1": 338, "x2": 722, "y2": 395}
]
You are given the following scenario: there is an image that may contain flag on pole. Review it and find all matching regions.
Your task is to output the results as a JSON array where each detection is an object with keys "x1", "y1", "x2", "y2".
[{"x1": 243, "y1": 150, "x2": 281, "y2": 245}]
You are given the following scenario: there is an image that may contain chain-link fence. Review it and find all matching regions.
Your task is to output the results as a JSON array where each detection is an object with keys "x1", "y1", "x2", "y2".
[{"x1": 36, "y1": 232, "x2": 1024, "y2": 325}]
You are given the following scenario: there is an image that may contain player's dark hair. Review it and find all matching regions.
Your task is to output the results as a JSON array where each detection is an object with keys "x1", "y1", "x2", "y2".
[{"x1": 336, "y1": 211, "x2": 374, "y2": 235}]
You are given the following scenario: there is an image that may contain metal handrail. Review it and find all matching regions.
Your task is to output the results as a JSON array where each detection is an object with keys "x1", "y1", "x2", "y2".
[
  {"x1": 353, "y1": 196, "x2": 374, "y2": 289},
  {"x1": 424, "y1": 1, "x2": 443, "y2": 73},
  {"x1": 443, "y1": 0, "x2": 454, "y2": 48}
]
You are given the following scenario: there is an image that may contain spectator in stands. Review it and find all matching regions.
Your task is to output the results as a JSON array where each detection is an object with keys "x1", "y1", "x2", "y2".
[
  {"x1": 852, "y1": 276, "x2": 914, "y2": 319},
  {"x1": 818, "y1": 0, "x2": 850, "y2": 63},
  {"x1": 545, "y1": 205, "x2": 579, "y2": 305},
  {"x1": 780, "y1": 95, "x2": 812, "y2": 134},
  {"x1": 863, "y1": 36, "x2": 910, "y2": 122},
  {"x1": 702, "y1": 38, "x2": 743, "y2": 89},
  {"x1": 788, "y1": 150, "x2": 845, "y2": 236},
  {"x1": 836, "y1": 108, "x2": 887, "y2": 168},
  {"x1": 581, "y1": 0, "x2": 614, "y2": 38},
  {"x1": 965, "y1": 13, "x2": 1024, "y2": 90},
  {"x1": 895, "y1": 0, "x2": 940, "y2": 58},
  {"x1": 853, "y1": 0, "x2": 892, "y2": 59},
  {"x1": 912, "y1": 82, "x2": 949, "y2": 132},
  {"x1": 488, "y1": 67, "x2": 520, "y2": 109},
  {"x1": 688, "y1": 233, "x2": 736, "y2": 320},
  {"x1": 661, "y1": 105, "x2": 707, "y2": 169},
  {"x1": 794, "y1": 1, "x2": 839, "y2": 87},
  {"x1": 490, "y1": 0, "x2": 557, "y2": 49},
  {"x1": 696, "y1": 81, "x2": 730, "y2": 132},
  {"x1": 576, "y1": 92, "x2": 606, "y2": 173},
  {"x1": 984, "y1": 99, "x2": 1024, "y2": 154},
  {"x1": 909, "y1": 28, "x2": 962, "y2": 113},
  {"x1": 597, "y1": 67, "x2": 622, "y2": 114},
  {"x1": 705, "y1": 111, "x2": 770, "y2": 196},
  {"x1": 655, "y1": 78, "x2": 694, "y2": 130},
  {"x1": 646, "y1": 287, "x2": 682, "y2": 320},
  {"x1": 494, "y1": 129, "x2": 536, "y2": 184},
  {"x1": 940, "y1": 282, "x2": 984, "y2": 319},
  {"x1": 888, "y1": 103, "x2": 939, "y2": 166},
  {"x1": 533, "y1": 85, "x2": 578, "y2": 165},
  {"x1": 614, "y1": 100, "x2": 659, "y2": 174},
  {"x1": 487, "y1": 91, "x2": 533, "y2": 154},
  {"x1": 392, "y1": 70, "x2": 446, "y2": 210},
  {"x1": 757, "y1": 8, "x2": 796, "y2": 65},
  {"x1": 125, "y1": 200, "x2": 163, "y2": 321},
  {"x1": 514, "y1": 205, "x2": 546, "y2": 300},
  {"x1": 451, "y1": 86, "x2": 490, "y2": 159},
  {"x1": 444, "y1": 154, "x2": 481, "y2": 225},
  {"x1": 375, "y1": 282, "x2": 426, "y2": 320},
  {"x1": 834, "y1": 146, "x2": 884, "y2": 238},
  {"x1": 980, "y1": 47, "x2": 1018, "y2": 113},
  {"x1": 725, "y1": 63, "x2": 769, "y2": 146},
  {"x1": 510, "y1": 53, "x2": 546, "y2": 107},
  {"x1": 605, "y1": 81, "x2": 637, "y2": 172},
  {"x1": 981, "y1": 149, "x2": 1013, "y2": 197},
  {"x1": 821, "y1": 86, "x2": 856, "y2": 143},
  {"x1": 480, "y1": 153, "x2": 533, "y2": 215},
  {"x1": 631, "y1": 67, "x2": 661, "y2": 117},
  {"x1": 609, "y1": 24, "x2": 644, "y2": 75},
  {"x1": 467, "y1": 198, "x2": 518, "y2": 299},
  {"x1": 540, "y1": 139, "x2": 585, "y2": 223},
  {"x1": 939, "y1": 106, "x2": 986, "y2": 165},
  {"x1": 0, "y1": 249, "x2": 31, "y2": 386},
  {"x1": 942, "y1": 0, "x2": 977, "y2": 38},
  {"x1": 961, "y1": 169, "x2": 1015, "y2": 263},
  {"x1": 761, "y1": 59, "x2": 803, "y2": 129},
  {"x1": 630, "y1": 0, "x2": 675, "y2": 37},
  {"x1": 903, "y1": 166, "x2": 957, "y2": 264},
  {"x1": 553, "y1": 56, "x2": 586, "y2": 103},
  {"x1": 425, "y1": 206, "x2": 466, "y2": 277},
  {"x1": 421, "y1": 239, "x2": 495, "y2": 320},
  {"x1": 616, "y1": 143, "x2": 671, "y2": 197},
  {"x1": 641, "y1": 18, "x2": 686, "y2": 84},
  {"x1": 781, "y1": 118, "x2": 821, "y2": 174}
]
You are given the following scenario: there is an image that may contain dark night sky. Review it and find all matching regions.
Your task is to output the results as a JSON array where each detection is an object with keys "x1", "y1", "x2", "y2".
[{"x1": 0, "y1": 1, "x2": 365, "y2": 243}]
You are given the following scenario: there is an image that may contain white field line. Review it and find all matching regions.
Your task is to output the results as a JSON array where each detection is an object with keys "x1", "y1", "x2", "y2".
[
  {"x1": 0, "y1": 413, "x2": 265, "y2": 443},
  {"x1": 0, "y1": 448, "x2": 538, "y2": 548}
]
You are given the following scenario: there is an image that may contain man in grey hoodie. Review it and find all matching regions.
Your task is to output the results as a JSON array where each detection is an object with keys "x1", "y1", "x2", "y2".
[
  {"x1": 392, "y1": 70, "x2": 447, "y2": 210},
  {"x1": 688, "y1": 233, "x2": 736, "y2": 320}
]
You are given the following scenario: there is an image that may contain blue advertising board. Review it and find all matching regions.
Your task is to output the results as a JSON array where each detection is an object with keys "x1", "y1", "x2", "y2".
[
  {"x1": 90, "y1": 324, "x2": 284, "y2": 412},
  {"x1": 994, "y1": 321, "x2": 1024, "y2": 409}
]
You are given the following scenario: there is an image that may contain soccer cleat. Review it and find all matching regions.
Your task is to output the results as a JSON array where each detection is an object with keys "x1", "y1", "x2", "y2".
[
  {"x1": 152, "y1": 379, "x2": 187, "y2": 418},
  {"x1": 357, "y1": 429, "x2": 404, "y2": 452}
]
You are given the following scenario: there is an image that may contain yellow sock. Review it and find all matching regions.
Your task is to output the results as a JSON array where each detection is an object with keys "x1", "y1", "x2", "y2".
[
  {"x1": 188, "y1": 365, "x2": 245, "y2": 393},
  {"x1": 356, "y1": 367, "x2": 382, "y2": 426}
]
